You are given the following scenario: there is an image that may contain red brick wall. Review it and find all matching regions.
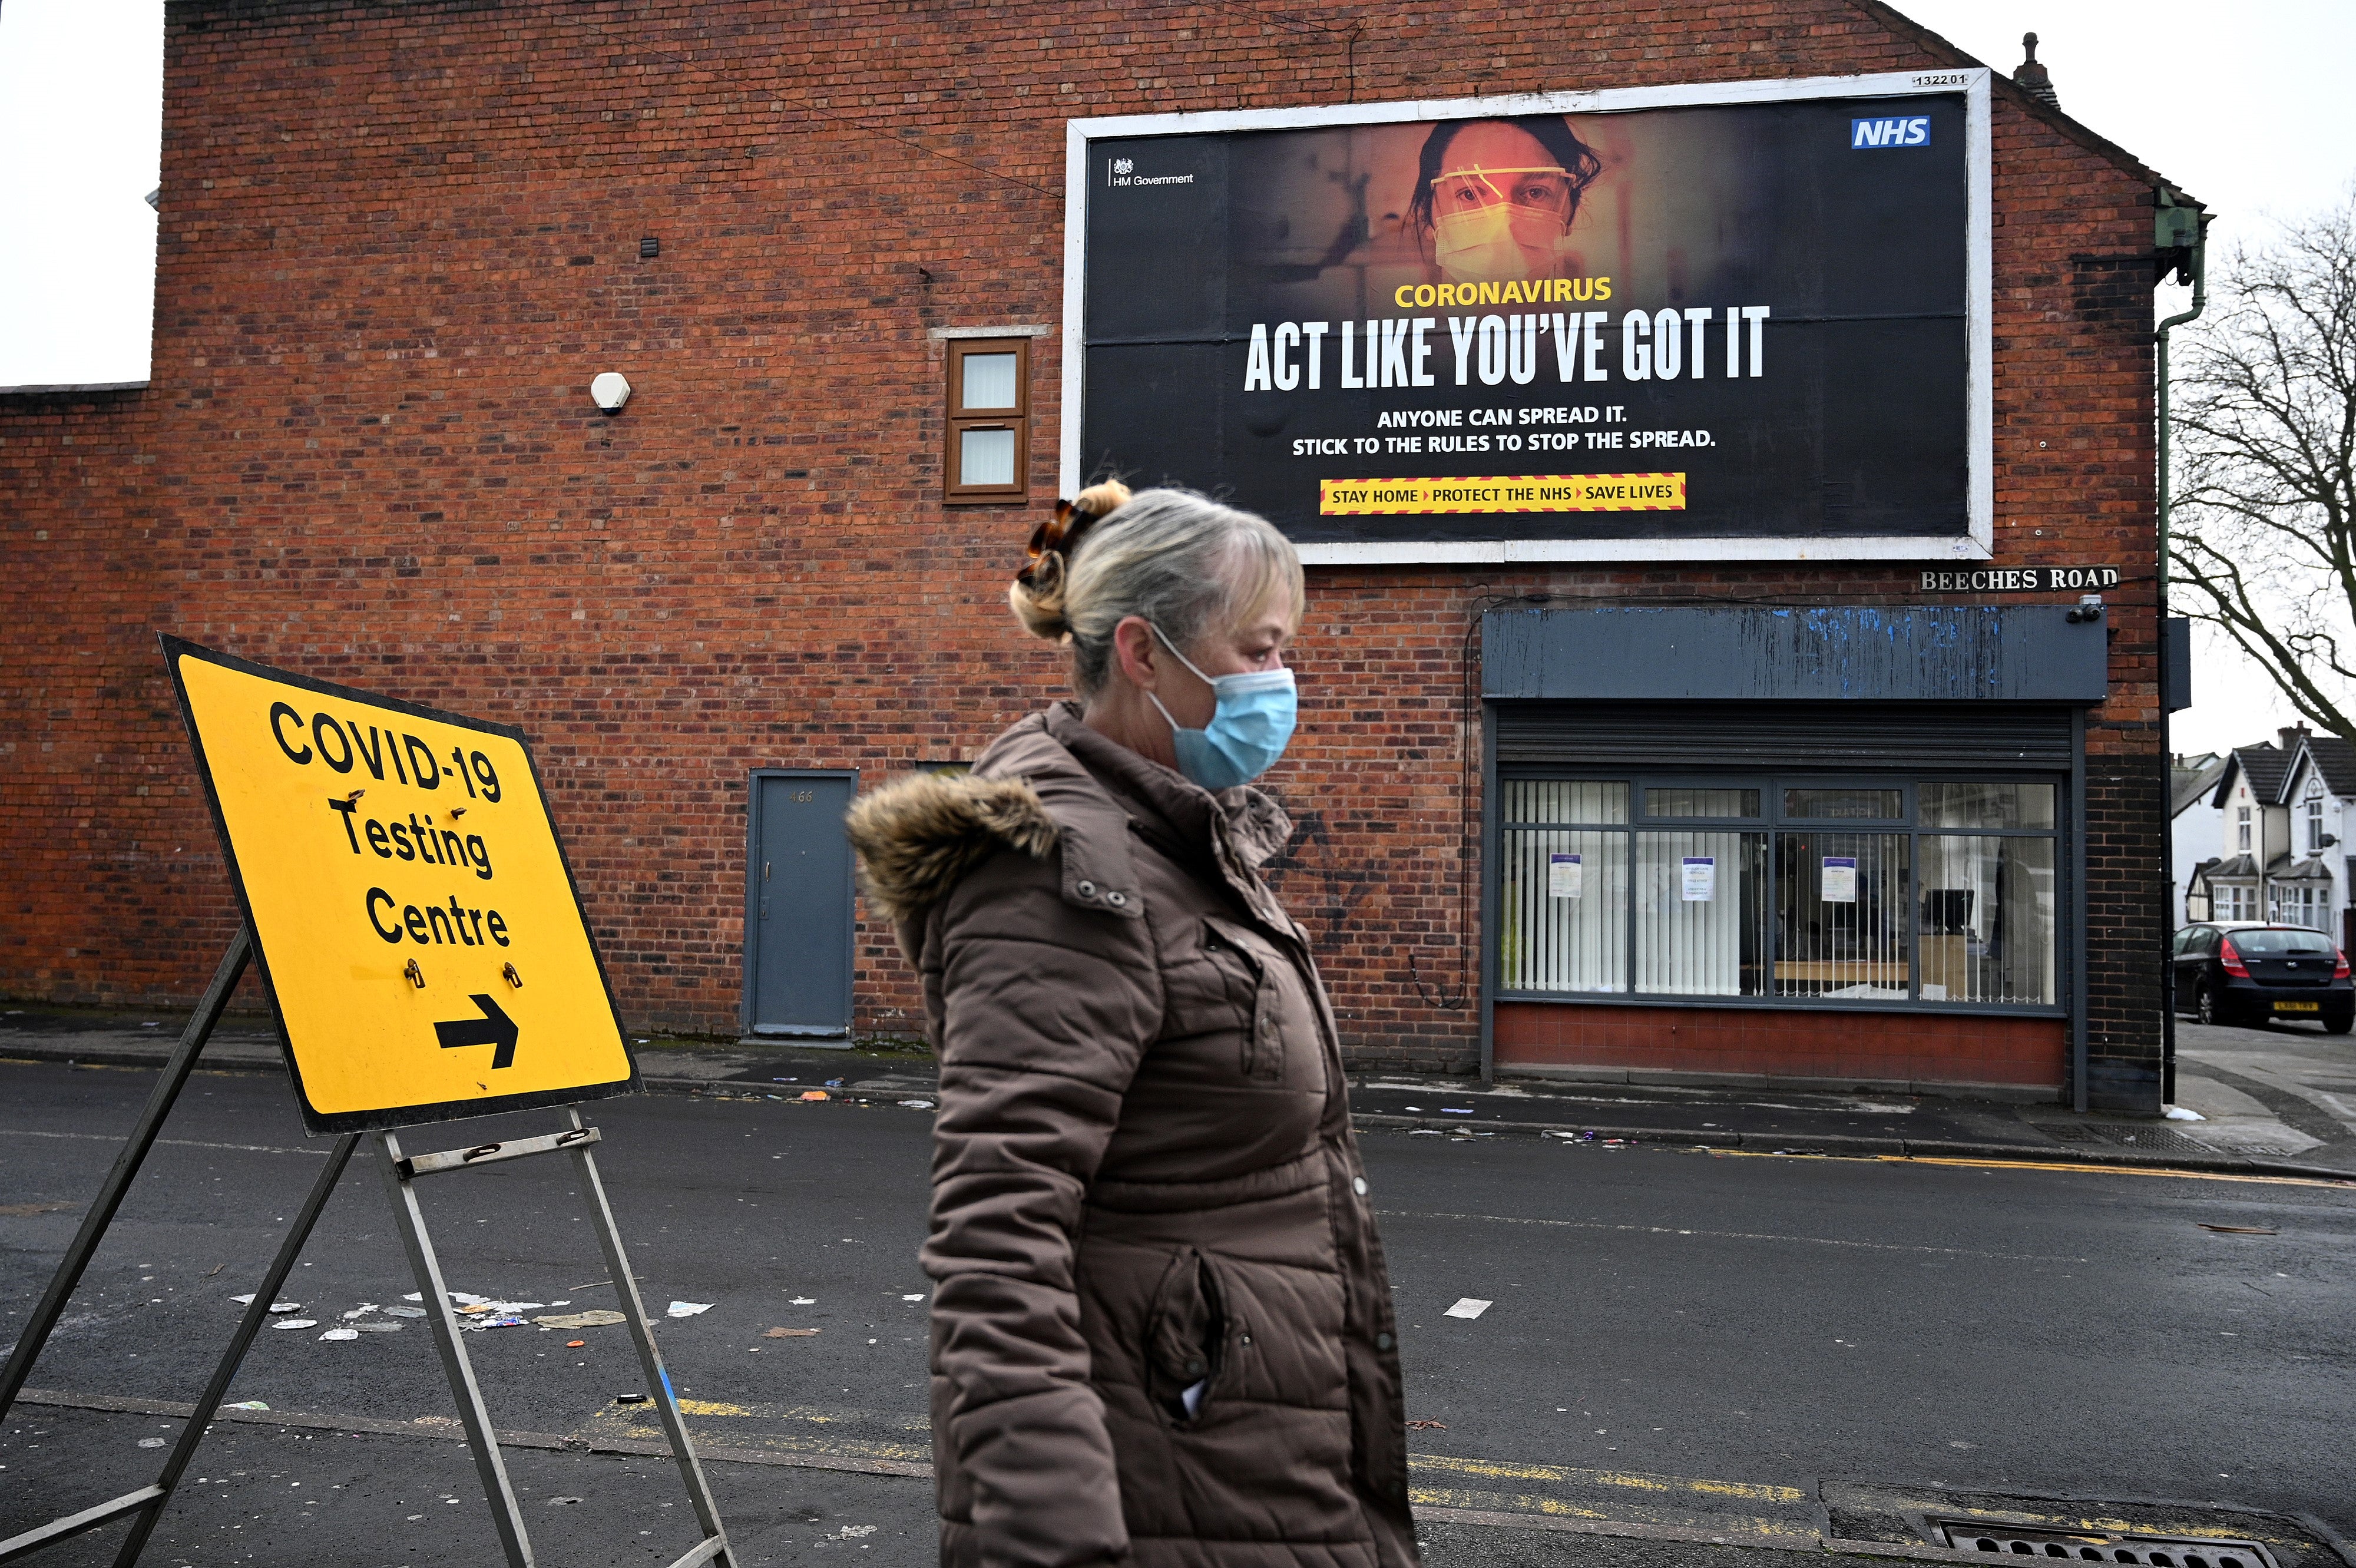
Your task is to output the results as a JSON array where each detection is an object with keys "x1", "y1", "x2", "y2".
[{"x1": 0, "y1": 2, "x2": 2169, "y2": 1097}]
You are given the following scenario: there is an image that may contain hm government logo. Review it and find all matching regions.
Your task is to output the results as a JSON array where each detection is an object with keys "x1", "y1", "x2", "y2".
[
  {"x1": 1107, "y1": 156, "x2": 1195, "y2": 190},
  {"x1": 1851, "y1": 115, "x2": 1931, "y2": 148}
]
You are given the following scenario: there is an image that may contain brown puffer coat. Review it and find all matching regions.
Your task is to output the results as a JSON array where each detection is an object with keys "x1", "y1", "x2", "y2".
[{"x1": 846, "y1": 703, "x2": 1417, "y2": 1568}]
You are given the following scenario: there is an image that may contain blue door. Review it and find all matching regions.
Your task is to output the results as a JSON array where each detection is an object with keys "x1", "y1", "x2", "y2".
[{"x1": 744, "y1": 770, "x2": 856, "y2": 1039}]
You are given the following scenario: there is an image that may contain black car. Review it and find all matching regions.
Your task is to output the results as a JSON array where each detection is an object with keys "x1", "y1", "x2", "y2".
[{"x1": 2172, "y1": 922, "x2": 2355, "y2": 1031}]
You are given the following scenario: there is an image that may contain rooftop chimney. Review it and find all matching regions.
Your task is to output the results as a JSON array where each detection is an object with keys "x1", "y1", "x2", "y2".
[
  {"x1": 2014, "y1": 32, "x2": 2059, "y2": 110},
  {"x1": 2279, "y1": 724, "x2": 2312, "y2": 752}
]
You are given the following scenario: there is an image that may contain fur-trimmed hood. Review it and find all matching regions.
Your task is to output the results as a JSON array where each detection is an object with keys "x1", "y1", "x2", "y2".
[
  {"x1": 844, "y1": 772, "x2": 1060, "y2": 924},
  {"x1": 848, "y1": 704, "x2": 1295, "y2": 929}
]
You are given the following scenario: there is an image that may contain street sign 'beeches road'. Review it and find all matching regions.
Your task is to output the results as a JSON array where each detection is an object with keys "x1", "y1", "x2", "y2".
[{"x1": 166, "y1": 638, "x2": 638, "y2": 1133}]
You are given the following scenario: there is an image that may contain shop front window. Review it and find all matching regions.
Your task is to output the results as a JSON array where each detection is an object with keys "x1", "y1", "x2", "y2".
[
  {"x1": 1499, "y1": 775, "x2": 2060, "y2": 1009},
  {"x1": 1633, "y1": 828, "x2": 1768, "y2": 995}
]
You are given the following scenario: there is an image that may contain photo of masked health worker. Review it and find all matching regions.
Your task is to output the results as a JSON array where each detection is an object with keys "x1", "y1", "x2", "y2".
[{"x1": 1408, "y1": 115, "x2": 1603, "y2": 284}]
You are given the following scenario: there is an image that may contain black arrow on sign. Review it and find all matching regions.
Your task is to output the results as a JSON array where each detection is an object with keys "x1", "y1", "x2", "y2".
[{"x1": 435, "y1": 994, "x2": 519, "y2": 1070}]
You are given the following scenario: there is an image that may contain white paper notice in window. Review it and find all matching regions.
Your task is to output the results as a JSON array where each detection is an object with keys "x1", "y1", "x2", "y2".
[
  {"x1": 1680, "y1": 856, "x2": 1716, "y2": 902},
  {"x1": 1821, "y1": 855, "x2": 1858, "y2": 902},
  {"x1": 1548, "y1": 851, "x2": 1582, "y2": 899}
]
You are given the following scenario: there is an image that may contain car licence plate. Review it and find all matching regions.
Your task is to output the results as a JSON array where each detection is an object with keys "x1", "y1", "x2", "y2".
[{"x1": 2274, "y1": 1000, "x2": 2321, "y2": 1013}]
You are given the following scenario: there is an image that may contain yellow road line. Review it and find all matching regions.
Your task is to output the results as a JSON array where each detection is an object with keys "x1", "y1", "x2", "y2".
[
  {"x1": 597, "y1": 1418, "x2": 932, "y2": 1466},
  {"x1": 1409, "y1": 1453, "x2": 1804, "y2": 1503},
  {"x1": 1879, "y1": 1154, "x2": 2352, "y2": 1187},
  {"x1": 1409, "y1": 1485, "x2": 1812, "y2": 1540},
  {"x1": 1699, "y1": 1146, "x2": 2354, "y2": 1187}
]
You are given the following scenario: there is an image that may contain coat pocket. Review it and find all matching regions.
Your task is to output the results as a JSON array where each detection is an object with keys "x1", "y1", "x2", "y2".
[
  {"x1": 1201, "y1": 915, "x2": 1283, "y2": 1081},
  {"x1": 1144, "y1": 1246, "x2": 1227, "y2": 1423}
]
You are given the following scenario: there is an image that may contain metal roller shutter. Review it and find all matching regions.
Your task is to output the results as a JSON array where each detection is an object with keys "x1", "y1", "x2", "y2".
[{"x1": 1493, "y1": 702, "x2": 2074, "y2": 770}]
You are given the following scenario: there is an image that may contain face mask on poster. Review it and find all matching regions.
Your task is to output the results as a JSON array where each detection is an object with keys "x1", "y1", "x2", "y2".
[{"x1": 1432, "y1": 203, "x2": 1574, "y2": 283}]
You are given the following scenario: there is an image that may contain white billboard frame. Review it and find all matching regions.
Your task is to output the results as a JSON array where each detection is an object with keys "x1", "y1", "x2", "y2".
[{"x1": 1060, "y1": 68, "x2": 1994, "y2": 566}]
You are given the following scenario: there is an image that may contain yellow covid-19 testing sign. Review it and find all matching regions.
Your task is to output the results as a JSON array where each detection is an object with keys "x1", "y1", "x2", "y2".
[{"x1": 165, "y1": 637, "x2": 638, "y2": 1133}]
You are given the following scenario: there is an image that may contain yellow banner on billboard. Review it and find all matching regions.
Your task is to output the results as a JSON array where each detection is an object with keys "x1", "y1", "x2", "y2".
[{"x1": 1318, "y1": 474, "x2": 1686, "y2": 515}]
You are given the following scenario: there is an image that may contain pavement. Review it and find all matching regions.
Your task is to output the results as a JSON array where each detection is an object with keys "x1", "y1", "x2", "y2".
[
  {"x1": 4, "y1": 1056, "x2": 2353, "y2": 1564},
  {"x1": 7, "y1": 1003, "x2": 2355, "y2": 1181}
]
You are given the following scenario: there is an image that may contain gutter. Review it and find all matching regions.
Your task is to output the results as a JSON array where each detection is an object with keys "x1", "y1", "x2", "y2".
[{"x1": 2155, "y1": 191, "x2": 2209, "y2": 1107}]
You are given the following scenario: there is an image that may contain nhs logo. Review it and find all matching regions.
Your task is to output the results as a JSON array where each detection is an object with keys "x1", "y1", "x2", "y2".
[{"x1": 1851, "y1": 115, "x2": 1931, "y2": 148}]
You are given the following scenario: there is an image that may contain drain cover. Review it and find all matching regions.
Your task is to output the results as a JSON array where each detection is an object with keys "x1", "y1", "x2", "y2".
[
  {"x1": 1928, "y1": 1517, "x2": 2278, "y2": 1566},
  {"x1": 1821, "y1": 1481, "x2": 2338, "y2": 1568}
]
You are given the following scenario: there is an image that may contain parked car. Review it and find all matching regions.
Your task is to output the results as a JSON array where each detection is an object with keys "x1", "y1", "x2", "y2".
[{"x1": 2172, "y1": 922, "x2": 2354, "y2": 1031}]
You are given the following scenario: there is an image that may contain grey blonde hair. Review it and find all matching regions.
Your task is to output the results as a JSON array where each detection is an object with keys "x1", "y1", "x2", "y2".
[{"x1": 1008, "y1": 481, "x2": 1305, "y2": 697}]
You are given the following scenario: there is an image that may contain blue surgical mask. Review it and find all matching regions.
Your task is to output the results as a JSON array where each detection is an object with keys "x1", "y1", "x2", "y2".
[{"x1": 1145, "y1": 623, "x2": 1298, "y2": 792}]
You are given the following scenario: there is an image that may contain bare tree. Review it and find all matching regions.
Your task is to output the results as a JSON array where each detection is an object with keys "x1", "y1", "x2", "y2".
[{"x1": 2169, "y1": 193, "x2": 2356, "y2": 742}]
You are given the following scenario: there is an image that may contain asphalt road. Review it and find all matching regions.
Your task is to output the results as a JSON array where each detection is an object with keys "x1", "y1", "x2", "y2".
[{"x1": 5, "y1": 1056, "x2": 2352, "y2": 1564}]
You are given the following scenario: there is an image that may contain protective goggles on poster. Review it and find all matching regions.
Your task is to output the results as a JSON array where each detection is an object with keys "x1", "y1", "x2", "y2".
[{"x1": 1431, "y1": 164, "x2": 1579, "y2": 221}]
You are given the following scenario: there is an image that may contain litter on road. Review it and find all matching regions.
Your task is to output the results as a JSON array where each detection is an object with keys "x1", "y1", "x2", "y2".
[
  {"x1": 901, "y1": 1099, "x2": 935, "y2": 1109},
  {"x1": 385, "y1": 1306, "x2": 426, "y2": 1318},
  {"x1": 789, "y1": 1296, "x2": 815, "y2": 1305},
  {"x1": 799, "y1": 1090, "x2": 830, "y2": 1101},
  {"x1": 537, "y1": 1309, "x2": 627, "y2": 1329},
  {"x1": 2198, "y1": 1223, "x2": 2278, "y2": 1235},
  {"x1": 319, "y1": 1327, "x2": 358, "y2": 1341},
  {"x1": 765, "y1": 1326, "x2": 820, "y2": 1338},
  {"x1": 668, "y1": 1301, "x2": 714, "y2": 1318},
  {"x1": 902, "y1": 1293, "x2": 927, "y2": 1301},
  {"x1": 225, "y1": 1400, "x2": 269, "y2": 1411},
  {"x1": 138, "y1": 1437, "x2": 166, "y2": 1448},
  {"x1": 1442, "y1": 1298, "x2": 1493, "y2": 1319},
  {"x1": 271, "y1": 1318, "x2": 318, "y2": 1329},
  {"x1": 614, "y1": 1393, "x2": 650, "y2": 1404}
]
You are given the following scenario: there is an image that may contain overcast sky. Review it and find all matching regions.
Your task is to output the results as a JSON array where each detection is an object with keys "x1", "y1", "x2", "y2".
[{"x1": 2, "y1": 0, "x2": 2350, "y2": 753}]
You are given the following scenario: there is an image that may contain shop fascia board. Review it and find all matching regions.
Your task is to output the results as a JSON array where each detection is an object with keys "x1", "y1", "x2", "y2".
[
  {"x1": 1060, "y1": 70, "x2": 1996, "y2": 567},
  {"x1": 1480, "y1": 604, "x2": 2107, "y2": 703}
]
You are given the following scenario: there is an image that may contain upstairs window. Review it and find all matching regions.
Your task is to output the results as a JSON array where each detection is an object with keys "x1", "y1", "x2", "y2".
[{"x1": 944, "y1": 337, "x2": 1031, "y2": 504}]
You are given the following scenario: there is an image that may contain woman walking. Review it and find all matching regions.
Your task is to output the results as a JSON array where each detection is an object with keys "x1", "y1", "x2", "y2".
[{"x1": 848, "y1": 482, "x2": 1416, "y2": 1568}]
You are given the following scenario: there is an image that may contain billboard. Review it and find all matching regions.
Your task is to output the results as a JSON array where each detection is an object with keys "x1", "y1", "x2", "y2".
[{"x1": 1061, "y1": 72, "x2": 1992, "y2": 564}]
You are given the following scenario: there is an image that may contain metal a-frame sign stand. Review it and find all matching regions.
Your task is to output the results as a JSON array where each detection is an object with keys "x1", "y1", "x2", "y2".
[{"x1": 0, "y1": 640, "x2": 735, "y2": 1567}]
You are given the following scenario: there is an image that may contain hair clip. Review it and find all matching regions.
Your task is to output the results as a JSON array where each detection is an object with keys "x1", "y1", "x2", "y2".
[{"x1": 1018, "y1": 495, "x2": 1109, "y2": 588}]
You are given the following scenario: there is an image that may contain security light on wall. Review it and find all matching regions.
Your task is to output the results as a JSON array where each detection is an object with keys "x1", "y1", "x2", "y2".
[{"x1": 590, "y1": 372, "x2": 631, "y2": 415}]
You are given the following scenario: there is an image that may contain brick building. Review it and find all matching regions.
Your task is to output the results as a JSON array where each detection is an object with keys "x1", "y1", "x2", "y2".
[{"x1": 0, "y1": 1, "x2": 2191, "y2": 1110}]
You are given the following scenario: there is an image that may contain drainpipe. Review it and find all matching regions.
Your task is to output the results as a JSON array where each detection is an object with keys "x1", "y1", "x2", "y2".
[{"x1": 2155, "y1": 191, "x2": 2208, "y2": 1109}]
